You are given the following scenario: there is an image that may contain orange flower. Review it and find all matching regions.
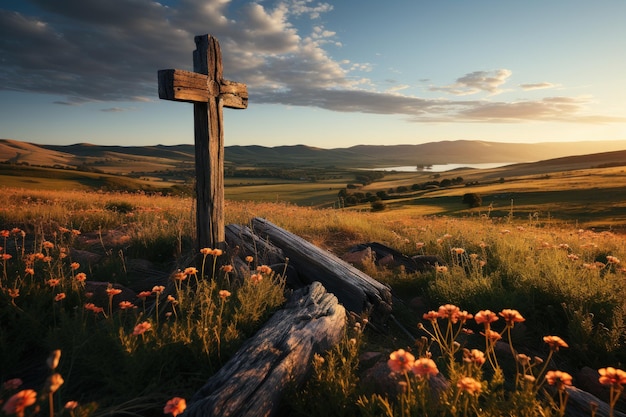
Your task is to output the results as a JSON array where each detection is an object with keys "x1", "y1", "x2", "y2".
[
  {"x1": 245, "y1": 256, "x2": 254, "y2": 263},
  {"x1": 152, "y1": 285, "x2": 165, "y2": 294},
  {"x1": 212, "y1": 249, "x2": 223, "y2": 256},
  {"x1": 118, "y1": 301, "x2": 134, "y2": 310},
  {"x1": 598, "y1": 367, "x2": 626, "y2": 387},
  {"x1": 55, "y1": 293, "x2": 66, "y2": 302},
  {"x1": 24, "y1": 267, "x2": 34, "y2": 276},
  {"x1": 544, "y1": 335, "x2": 569, "y2": 351},
  {"x1": 0, "y1": 229, "x2": 9, "y2": 238},
  {"x1": 8, "y1": 288, "x2": 19, "y2": 299},
  {"x1": 75, "y1": 272, "x2": 87, "y2": 282},
  {"x1": 137, "y1": 290, "x2": 152, "y2": 299},
  {"x1": 47, "y1": 278, "x2": 61, "y2": 287},
  {"x1": 219, "y1": 289, "x2": 231, "y2": 300},
  {"x1": 70, "y1": 262, "x2": 80, "y2": 270},
  {"x1": 257, "y1": 265, "x2": 272, "y2": 274},
  {"x1": 221, "y1": 264, "x2": 234, "y2": 273},
  {"x1": 545, "y1": 370, "x2": 573, "y2": 390},
  {"x1": 474, "y1": 310, "x2": 499, "y2": 325},
  {"x1": 607, "y1": 256, "x2": 621, "y2": 264},
  {"x1": 133, "y1": 321, "x2": 152, "y2": 335},
  {"x1": 64, "y1": 401, "x2": 79, "y2": 410},
  {"x1": 423, "y1": 311, "x2": 439, "y2": 322},
  {"x1": 457, "y1": 377, "x2": 482, "y2": 395},
  {"x1": 481, "y1": 329, "x2": 502, "y2": 342},
  {"x1": 463, "y1": 349, "x2": 486, "y2": 366},
  {"x1": 163, "y1": 397, "x2": 187, "y2": 417},
  {"x1": 84, "y1": 303, "x2": 104, "y2": 314},
  {"x1": 183, "y1": 267, "x2": 198, "y2": 276},
  {"x1": 499, "y1": 309, "x2": 525, "y2": 327},
  {"x1": 387, "y1": 349, "x2": 415, "y2": 373},
  {"x1": 106, "y1": 287, "x2": 122, "y2": 296},
  {"x1": 200, "y1": 247, "x2": 212, "y2": 255},
  {"x1": 44, "y1": 373, "x2": 64, "y2": 394},
  {"x1": 173, "y1": 271, "x2": 187, "y2": 281},
  {"x1": 47, "y1": 349, "x2": 62, "y2": 370},
  {"x1": 2, "y1": 253, "x2": 12, "y2": 260},
  {"x1": 438, "y1": 304, "x2": 460, "y2": 323},
  {"x1": 43, "y1": 241, "x2": 54, "y2": 249},
  {"x1": 250, "y1": 274, "x2": 263, "y2": 284},
  {"x1": 435, "y1": 265, "x2": 448, "y2": 273},
  {"x1": 451, "y1": 247, "x2": 465, "y2": 255},
  {"x1": 411, "y1": 357, "x2": 439, "y2": 378},
  {"x1": 2, "y1": 389, "x2": 37, "y2": 416}
]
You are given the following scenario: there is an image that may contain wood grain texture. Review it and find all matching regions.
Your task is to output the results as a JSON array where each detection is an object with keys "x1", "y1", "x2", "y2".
[{"x1": 185, "y1": 282, "x2": 346, "y2": 417}]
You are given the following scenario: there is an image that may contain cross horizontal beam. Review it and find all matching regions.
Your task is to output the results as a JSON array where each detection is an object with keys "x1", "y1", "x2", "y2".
[{"x1": 158, "y1": 69, "x2": 248, "y2": 108}]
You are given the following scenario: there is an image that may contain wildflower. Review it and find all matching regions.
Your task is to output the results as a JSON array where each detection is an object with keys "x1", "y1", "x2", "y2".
[
  {"x1": 200, "y1": 247, "x2": 212, "y2": 255},
  {"x1": 43, "y1": 241, "x2": 54, "y2": 249},
  {"x1": 34, "y1": 252, "x2": 45, "y2": 260},
  {"x1": 435, "y1": 265, "x2": 448, "y2": 273},
  {"x1": 152, "y1": 285, "x2": 165, "y2": 294},
  {"x1": 438, "y1": 304, "x2": 460, "y2": 323},
  {"x1": 47, "y1": 278, "x2": 61, "y2": 287},
  {"x1": 167, "y1": 295, "x2": 177, "y2": 304},
  {"x1": 173, "y1": 271, "x2": 187, "y2": 281},
  {"x1": 163, "y1": 397, "x2": 187, "y2": 417},
  {"x1": 245, "y1": 255, "x2": 254, "y2": 263},
  {"x1": 464, "y1": 349, "x2": 486, "y2": 366},
  {"x1": 607, "y1": 256, "x2": 621, "y2": 265},
  {"x1": 118, "y1": 301, "x2": 134, "y2": 310},
  {"x1": 2, "y1": 253, "x2": 12, "y2": 260},
  {"x1": 213, "y1": 249, "x2": 223, "y2": 256},
  {"x1": 71, "y1": 229, "x2": 81, "y2": 236},
  {"x1": 11, "y1": 227, "x2": 23, "y2": 235},
  {"x1": 257, "y1": 265, "x2": 272, "y2": 274},
  {"x1": 84, "y1": 303, "x2": 104, "y2": 314},
  {"x1": 387, "y1": 349, "x2": 415, "y2": 373},
  {"x1": 567, "y1": 254, "x2": 579, "y2": 261},
  {"x1": 43, "y1": 256, "x2": 52, "y2": 262},
  {"x1": 24, "y1": 267, "x2": 34, "y2": 275},
  {"x1": 55, "y1": 293, "x2": 66, "y2": 302},
  {"x1": 8, "y1": 288, "x2": 19, "y2": 299},
  {"x1": 499, "y1": 309, "x2": 525, "y2": 327},
  {"x1": 545, "y1": 370, "x2": 573, "y2": 390},
  {"x1": 250, "y1": 274, "x2": 263, "y2": 284},
  {"x1": 59, "y1": 227, "x2": 70, "y2": 234},
  {"x1": 70, "y1": 262, "x2": 80, "y2": 270},
  {"x1": 457, "y1": 377, "x2": 482, "y2": 395},
  {"x1": 0, "y1": 230, "x2": 9, "y2": 238},
  {"x1": 451, "y1": 247, "x2": 465, "y2": 255},
  {"x1": 44, "y1": 373, "x2": 64, "y2": 394},
  {"x1": 458, "y1": 310, "x2": 473, "y2": 323},
  {"x1": 3, "y1": 378, "x2": 23, "y2": 390},
  {"x1": 416, "y1": 242, "x2": 425, "y2": 249},
  {"x1": 137, "y1": 290, "x2": 152, "y2": 299},
  {"x1": 2, "y1": 389, "x2": 37, "y2": 416},
  {"x1": 411, "y1": 357, "x2": 438, "y2": 378},
  {"x1": 481, "y1": 329, "x2": 502, "y2": 342},
  {"x1": 475, "y1": 310, "x2": 499, "y2": 325},
  {"x1": 75, "y1": 272, "x2": 87, "y2": 282},
  {"x1": 47, "y1": 349, "x2": 62, "y2": 370},
  {"x1": 133, "y1": 321, "x2": 152, "y2": 335},
  {"x1": 544, "y1": 335, "x2": 569, "y2": 351},
  {"x1": 423, "y1": 311, "x2": 439, "y2": 322},
  {"x1": 219, "y1": 289, "x2": 231, "y2": 300},
  {"x1": 221, "y1": 264, "x2": 234, "y2": 273},
  {"x1": 64, "y1": 401, "x2": 79, "y2": 410},
  {"x1": 183, "y1": 267, "x2": 198, "y2": 276},
  {"x1": 598, "y1": 367, "x2": 626, "y2": 387},
  {"x1": 516, "y1": 354, "x2": 531, "y2": 365},
  {"x1": 106, "y1": 286, "x2": 122, "y2": 296}
]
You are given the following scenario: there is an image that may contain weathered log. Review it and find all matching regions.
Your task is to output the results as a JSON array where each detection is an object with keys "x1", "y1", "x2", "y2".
[
  {"x1": 251, "y1": 217, "x2": 392, "y2": 320},
  {"x1": 225, "y1": 223, "x2": 286, "y2": 266},
  {"x1": 185, "y1": 281, "x2": 346, "y2": 417},
  {"x1": 564, "y1": 386, "x2": 626, "y2": 417}
]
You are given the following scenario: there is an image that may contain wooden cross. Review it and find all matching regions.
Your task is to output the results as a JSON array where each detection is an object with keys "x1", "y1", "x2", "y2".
[{"x1": 158, "y1": 34, "x2": 248, "y2": 251}]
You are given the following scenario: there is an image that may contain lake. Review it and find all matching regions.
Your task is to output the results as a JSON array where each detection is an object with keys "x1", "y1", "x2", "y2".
[{"x1": 371, "y1": 162, "x2": 518, "y2": 172}]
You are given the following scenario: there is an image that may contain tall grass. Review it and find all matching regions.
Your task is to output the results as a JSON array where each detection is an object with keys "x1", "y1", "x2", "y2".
[{"x1": 1, "y1": 187, "x2": 625, "y2": 416}]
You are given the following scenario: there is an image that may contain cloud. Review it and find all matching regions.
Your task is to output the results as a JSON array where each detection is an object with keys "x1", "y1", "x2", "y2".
[
  {"x1": 0, "y1": 1, "x2": 619, "y2": 126},
  {"x1": 519, "y1": 82, "x2": 558, "y2": 91},
  {"x1": 429, "y1": 69, "x2": 513, "y2": 96}
]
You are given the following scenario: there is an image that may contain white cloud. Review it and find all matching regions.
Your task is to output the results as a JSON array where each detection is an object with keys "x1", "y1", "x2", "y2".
[{"x1": 430, "y1": 69, "x2": 512, "y2": 96}]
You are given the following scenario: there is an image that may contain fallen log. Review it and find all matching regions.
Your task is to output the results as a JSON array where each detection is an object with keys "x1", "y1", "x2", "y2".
[
  {"x1": 185, "y1": 281, "x2": 346, "y2": 417},
  {"x1": 251, "y1": 217, "x2": 392, "y2": 321},
  {"x1": 225, "y1": 223, "x2": 286, "y2": 266}
]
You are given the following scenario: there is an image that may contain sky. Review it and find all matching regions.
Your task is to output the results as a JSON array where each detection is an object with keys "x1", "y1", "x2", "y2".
[{"x1": 1, "y1": 0, "x2": 626, "y2": 149}]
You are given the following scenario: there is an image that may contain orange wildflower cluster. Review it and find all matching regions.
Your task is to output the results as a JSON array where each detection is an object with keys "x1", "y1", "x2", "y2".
[
  {"x1": 543, "y1": 335, "x2": 569, "y2": 352},
  {"x1": 2, "y1": 389, "x2": 37, "y2": 416},
  {"x1": 84, "y1": 303, "x2": 104, "y2": 314},
  {"x1": 256, "y1": 265, "x2": 272, "y2": 274},
  {"x1": 200, "y1": 247, "x2": 223, "y2": 256},
  {"x1": 387, "y1": 349, "x2": 438, "y2": 379},
  {"x1": 133, "y1": 321, "x2": 152, "y2": 335},
  {"x1": 598, "y1": 367, "x2": 626, "y2": 387},
  {"x1": 545, "y1": 370, "x2": 573, "y2": 390},
  {"x1": 163, "y1": 397, "x2": 187, "y2": 416},
  {"x1": 457, "y1": 376, "x2": 482, "y2": 395}
]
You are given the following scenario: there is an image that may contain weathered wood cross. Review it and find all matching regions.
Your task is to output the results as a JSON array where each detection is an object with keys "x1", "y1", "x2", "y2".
[{"x1": 158, "y1": 34, "x2": 248, "y2": 251}]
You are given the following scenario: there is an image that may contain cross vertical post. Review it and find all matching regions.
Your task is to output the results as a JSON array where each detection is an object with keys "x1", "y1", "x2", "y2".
[{"x1": 158, "y1": 34, "x2": 248, "y2": 252}]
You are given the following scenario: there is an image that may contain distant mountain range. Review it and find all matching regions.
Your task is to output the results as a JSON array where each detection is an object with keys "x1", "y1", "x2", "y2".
[{"x1": 0, "y1": 138, "x2": 625, "y2": 172}]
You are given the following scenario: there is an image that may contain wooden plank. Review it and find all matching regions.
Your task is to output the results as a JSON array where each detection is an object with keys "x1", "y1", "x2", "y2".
[
  {"x1": 251, "y1": 217, "x2": 392, "y2": 320},
  {"x1": 185, "y1": 282, "x2": 346, "y2": 417}
]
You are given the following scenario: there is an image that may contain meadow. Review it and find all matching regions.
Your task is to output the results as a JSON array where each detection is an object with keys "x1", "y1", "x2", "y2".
[{"x1": 1, "y1": 184, "x2": 626, "y2": 416}]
